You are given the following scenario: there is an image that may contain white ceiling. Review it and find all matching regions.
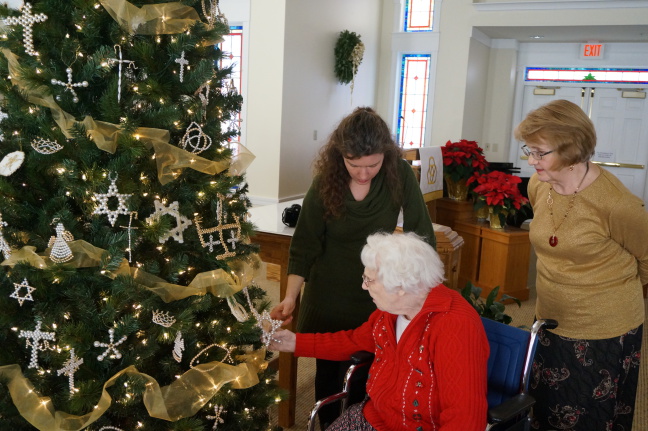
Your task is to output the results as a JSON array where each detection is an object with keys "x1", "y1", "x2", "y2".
[{"x1": 476, "y1": 25, "x2": 648, "y2": 43}]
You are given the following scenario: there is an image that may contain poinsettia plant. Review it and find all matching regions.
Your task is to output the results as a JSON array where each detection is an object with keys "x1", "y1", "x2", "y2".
[
  {"x1": 468, "y1": 171, "x2": 530, "y2": 224},
  {"x1": 441, "y1": 139, "x2": 489, "y2": 182}
]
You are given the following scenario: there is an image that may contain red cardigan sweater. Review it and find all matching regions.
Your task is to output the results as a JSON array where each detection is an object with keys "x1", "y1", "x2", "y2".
[{"x1": 295, "y1": 285, "x2": 489, "y2": 431}]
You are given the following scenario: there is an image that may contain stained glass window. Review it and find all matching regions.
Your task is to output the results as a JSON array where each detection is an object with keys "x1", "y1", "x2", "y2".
[
  {"x1": 525, "y1": 67, "x2": 648, "y2": 84},
  {"x1": 397, "y1": 54, "x2": 431, "y2": 149},
  {"x1": 404, "y1": 0, "x2": 434, "y2": 32}
]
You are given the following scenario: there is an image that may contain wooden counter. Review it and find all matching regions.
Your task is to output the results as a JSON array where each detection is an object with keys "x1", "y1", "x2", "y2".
[{"x1": 454, "y1": 219, "x2": 530, "y2": 301}]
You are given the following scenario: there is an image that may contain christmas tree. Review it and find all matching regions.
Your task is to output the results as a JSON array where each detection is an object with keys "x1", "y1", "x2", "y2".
[{"x1": 0, "y1": 1, "x2": 283, "y2": 430}]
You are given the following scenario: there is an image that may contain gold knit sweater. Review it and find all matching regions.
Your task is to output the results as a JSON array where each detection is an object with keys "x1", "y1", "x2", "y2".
[{"x1": 528, "y1": 168, "x2": 648, "y2": 339}]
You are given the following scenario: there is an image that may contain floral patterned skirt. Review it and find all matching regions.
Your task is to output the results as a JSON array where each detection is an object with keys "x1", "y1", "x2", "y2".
[
  {"x1": 529, "y1": 325, "x2": 642, "y2": 431},
  {"x1": 326, "y1": 400, "x2": 376, "y2": 431}
]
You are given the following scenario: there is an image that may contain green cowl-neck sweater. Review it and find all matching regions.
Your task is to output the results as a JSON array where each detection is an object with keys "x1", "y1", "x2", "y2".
[{"x1": 289, "y1": 158, "x2": 435, "y2": 334}]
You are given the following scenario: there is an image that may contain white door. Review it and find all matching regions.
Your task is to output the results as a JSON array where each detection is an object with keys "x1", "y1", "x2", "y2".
[
  {"x1": 516, "y1": 85, "x2": 648, "y2": 201},
  {"x1": 514, "y1": 86, "x2": 584, "y2": 179},
  {"x1": 589, "y1": 88, "x2": 648, "y2": 201}
]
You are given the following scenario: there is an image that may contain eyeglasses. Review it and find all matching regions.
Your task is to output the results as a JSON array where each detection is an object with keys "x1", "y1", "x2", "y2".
[
  {"x1": 361, "y1": 274, "x2": 375, "y2": 287},
  {"x1": 522, "y1": 145, "x2": 554, "y2": 160}
]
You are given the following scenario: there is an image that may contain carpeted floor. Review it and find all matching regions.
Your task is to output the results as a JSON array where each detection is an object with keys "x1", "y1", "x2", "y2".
[{"x1": 259, "y1": 263, "x2": 648, "y2": 430}]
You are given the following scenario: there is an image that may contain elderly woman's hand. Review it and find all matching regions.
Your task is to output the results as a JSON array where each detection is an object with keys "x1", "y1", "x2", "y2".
[{"x1": 268, "y1": 329, "x2": 296, "y2": 352}]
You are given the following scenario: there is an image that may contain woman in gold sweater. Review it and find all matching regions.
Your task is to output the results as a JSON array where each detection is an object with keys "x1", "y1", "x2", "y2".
[{"x1": 515, "y1": 99, "x2": 648, "y2": 431}]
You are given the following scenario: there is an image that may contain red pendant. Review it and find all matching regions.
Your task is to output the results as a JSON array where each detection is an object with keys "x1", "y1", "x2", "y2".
[{"x1": 549, "y1": 235, "x2": 558, "y2": 247}]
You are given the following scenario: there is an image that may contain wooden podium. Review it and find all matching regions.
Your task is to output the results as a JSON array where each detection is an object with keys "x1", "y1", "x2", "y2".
[
  {"x1": 435, "y1": 197, "x2": 476, "y2": 229},
  {"x1": 454, "y1": 219, "x2": 530, "y2": 301}
]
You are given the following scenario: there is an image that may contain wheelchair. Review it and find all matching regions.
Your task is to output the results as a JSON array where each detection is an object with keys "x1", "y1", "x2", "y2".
[{"x1": 307, "y1": 317, "x2": 558, "y2": 431}]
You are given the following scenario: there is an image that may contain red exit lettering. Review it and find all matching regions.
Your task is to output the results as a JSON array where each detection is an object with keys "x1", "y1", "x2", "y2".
[{"x1": 583, "y1": 44, "x2": 602, "y2": 57}]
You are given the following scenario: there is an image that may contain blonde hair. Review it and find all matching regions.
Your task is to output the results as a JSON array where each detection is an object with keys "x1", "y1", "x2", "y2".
[
  {"x1": 360, "y1": 231, "x2": 444, "y2": 296},
  {"x1": 514, "y1": 99, "x2": 596, "y2": 169}
]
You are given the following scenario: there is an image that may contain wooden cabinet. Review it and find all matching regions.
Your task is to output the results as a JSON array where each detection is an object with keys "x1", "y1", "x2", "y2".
[
  {"x1": 454, "y1": 219, "x2": 530, "y2": 301},
  {"x1": 435, "y1": 198, "x2": 476, "y2": 229}
]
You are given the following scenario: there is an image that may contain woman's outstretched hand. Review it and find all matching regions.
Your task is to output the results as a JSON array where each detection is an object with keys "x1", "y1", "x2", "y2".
[
  {"x1": 270, "y1": 298, "x2": 295, "y2": 326},
  {"x1": 268, "y1": 329, "x2": 296, "y2": 352}
]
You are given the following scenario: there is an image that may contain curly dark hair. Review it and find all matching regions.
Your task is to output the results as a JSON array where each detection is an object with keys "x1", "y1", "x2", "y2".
[{"x1": 314, "y1": 107, "x2": 403, "y2": 219}]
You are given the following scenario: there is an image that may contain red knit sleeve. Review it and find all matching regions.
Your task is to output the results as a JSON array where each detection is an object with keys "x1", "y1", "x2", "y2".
[
  {"x1": 434, "y1": 308, "x2": 490, "y2": 431},
  {"x1": 294, "y1": 315, "x2": 377, "y2": 360}
]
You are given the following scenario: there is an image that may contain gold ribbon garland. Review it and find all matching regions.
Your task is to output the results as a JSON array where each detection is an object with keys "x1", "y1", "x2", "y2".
[
  {"x1": 0, "y1": 48, "x2": 254, "y2": 184},
  {"x1": 0, "y1": 349, "x2": 267, "y2": 430},
  {"x1": 0, "y1": 242, "x2": 268, "y2": 430},
  {"x1": 99, "y1": 0, "x2": 201, "y2": 35},
  {"x1": 1, "y1": 240, "x2": 261, "y2": 302}
]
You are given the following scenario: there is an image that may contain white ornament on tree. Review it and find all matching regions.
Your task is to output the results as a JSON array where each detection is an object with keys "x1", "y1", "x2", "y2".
[
  {"x1": 0, "y1": 151, "x2": 25, "y2": 176},
  {"x1": 206, "y1": 404, "x2": 227, "y2": 430},
  {"x1": 0, "y1": 108, "x2": 8, "y2": 122},
  {"x1": 201, "y1": 0, "x2": 228, "y2": 30},
  {"x1": 93, "y1": 173, "x2": 132, "y2": 227},
  {"x1": 195, "y1": 82, "x2": 210, "y2": 120},
  {"x1": 51, "y1": 67, "x2": 89, "y2": 103},
  {"x1": 94, "y1": 328, "x2": 127, "y2": 361},
  {"x1": 119, "y1": 211, "x2": 138, "y2": 262},
  {"x1": 31, "y1": 137, "x2": 64, "y2": 155},
  {"x1": 0, "y1": 212, "x2": 12, "y2": 260},
  {"x1": 107, "y1": 45, "x2": 136, "y2": 102},
  {"x1": 194, "y1": 194, "x2": 241, "y2": 260},
  {"x1": 146, "y1": 200, "x2": 192, "y2": 244},
  {"x1": 152, "y1": 309, "x2": 176, "y2": 328},
  {"x1": 172, "y1": 331, "x2": 184, "y2": 363},
  {"x1": 227, "y1": 295, "x2": 248, "y2": 322},
  {"x1": 3, "y1": 2, "x2": 47, "y2": 56},
  {"x1": 180, "y1": 121, "x2": 212, "y2": 155},
  {"x1": 10, "y1": 278, "x2": 36, "y2": 306},
  {"x1": 190, "y1": 343, "x2": 234, "y2": 368},
  {"x1": 57, "y1": 348, "x2": 83, "y2": 398},
  {"x1": 18, "y1": 319, "x2": 56, "y2": 369},
  {"x1": 175, "y1": 51, "x2": 189, "y2": 83},
  {"x1": 48, "y1": 220, "x2": 74, "y2": 263}
]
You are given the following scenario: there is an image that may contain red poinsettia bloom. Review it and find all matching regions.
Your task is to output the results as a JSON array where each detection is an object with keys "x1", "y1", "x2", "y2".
[
  {"x1": 470, "y1": 171, "x2": 529, "y2": 213},
  {"x1": 441, "y1": 139, "x2": 489, "y2": 182}
]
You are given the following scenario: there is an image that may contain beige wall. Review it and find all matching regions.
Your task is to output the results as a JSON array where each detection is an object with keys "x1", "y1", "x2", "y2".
[
  {"x1": 482, "y1": 40, "x2": 518, "y2": 162},
  {"x1": 431, "y1": 0, "x2": 648, "y2": 161},
  {"x1": 243, "y1": 0, "x2": 383, "y2": 204},
  {"x1": 244, "y1": 0, "x2": 286, "y2": 203},
  {"x1": 461, "y1": 33, "x2": 490, "y2": 144},
  {"x1": 277, "y1": 0, "x2": 383, "y2": 202}
]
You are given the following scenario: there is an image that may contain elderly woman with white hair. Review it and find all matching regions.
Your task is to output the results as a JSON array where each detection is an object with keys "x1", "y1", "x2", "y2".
[{"x1": 269, "y1": 231, "x2": 489, "y2": 431}]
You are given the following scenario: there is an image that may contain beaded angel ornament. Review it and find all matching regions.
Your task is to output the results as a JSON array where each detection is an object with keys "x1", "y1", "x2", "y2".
[
  {"x1": 48, "y1": 220, "x2": 74, "y2": 263},
  {"x1": 0, "y1": 212, "x2": 11, "y2": 260}
]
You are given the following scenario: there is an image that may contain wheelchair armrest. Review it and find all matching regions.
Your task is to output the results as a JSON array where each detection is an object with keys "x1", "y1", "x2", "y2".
[
  {"x1": 307, "y1": 351, "x2": 375, "y2": 431},
  {"x1": 350, "y1": 350, "x2": 375, "y2": 365},
  {"x1": 534, "y1": 318, "x2": 558, "y2": 331},
  {"x1": 488, "y1": 393, "x2": 535, "y2": 424}
]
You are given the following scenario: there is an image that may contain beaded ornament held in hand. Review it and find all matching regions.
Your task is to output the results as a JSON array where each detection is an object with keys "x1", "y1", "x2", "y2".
[{"x1": 243, "y1": 287, "x2": 283, "y2": 347}]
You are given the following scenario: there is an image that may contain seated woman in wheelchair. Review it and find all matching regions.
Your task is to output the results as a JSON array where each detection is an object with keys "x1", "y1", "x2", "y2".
[{"x1": 269, "y1": 231, "x2": 490, "y2": 431}]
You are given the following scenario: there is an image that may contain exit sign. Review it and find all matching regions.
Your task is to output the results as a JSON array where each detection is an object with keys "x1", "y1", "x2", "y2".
[{"x1": 580, "y1": 43, "x2": 605, "y2": 59}]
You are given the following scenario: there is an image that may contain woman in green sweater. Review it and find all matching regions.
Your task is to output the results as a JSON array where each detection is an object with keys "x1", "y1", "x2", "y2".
[{"x1": 270, "y1": 107, "x2": 435, "y2": 428}]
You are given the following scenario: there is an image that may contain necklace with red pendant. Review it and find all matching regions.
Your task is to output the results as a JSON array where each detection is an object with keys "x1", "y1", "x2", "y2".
[{"x1": 547, "y1": 163, "x2": 589, "y2": 247}]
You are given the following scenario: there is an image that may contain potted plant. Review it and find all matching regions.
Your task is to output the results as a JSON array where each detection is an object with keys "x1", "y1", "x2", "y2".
[
  {"x1": 441, "y1": 139, "x2": 489, "y2": 201},
  {"x1": 468, "y1": 170, "x2": 529, "y2": 228},
  {"x1": 460, "y1": 282, "x2": 521, "y2": 325}
]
